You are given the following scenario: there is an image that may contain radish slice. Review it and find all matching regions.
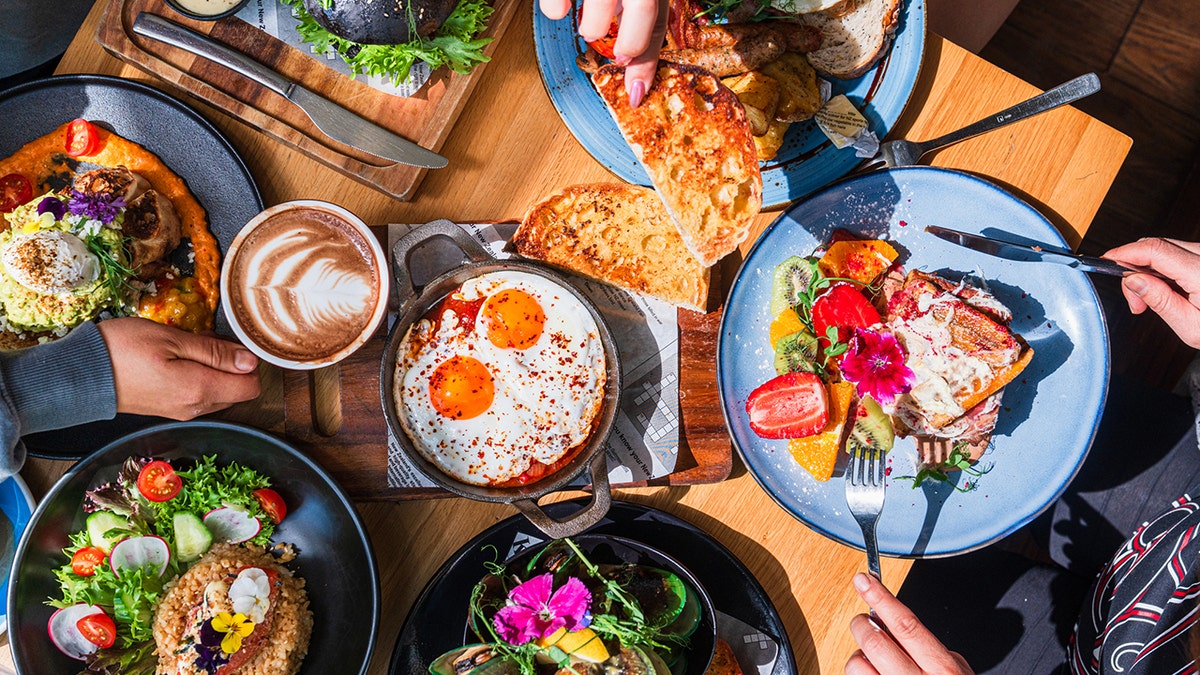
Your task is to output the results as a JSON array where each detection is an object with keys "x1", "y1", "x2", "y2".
[
  {"x1": 109, "y1": 535, "x2": 171, "y2": 578},
  {"x1": 203, "y1": 507, "x2": 262, "y2": 544},
  {"x1": 47, "y1": 604, "x2": 104, "y2": 660}
]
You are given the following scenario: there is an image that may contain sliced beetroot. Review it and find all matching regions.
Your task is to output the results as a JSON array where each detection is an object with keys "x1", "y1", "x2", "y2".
[
  {"x1": 109, "y1": 535, "x2": 171, "y2": 578},
  {"x1": 202, "y1": 507, "x2": 262, "y2": 544},
  {"x1": 47, "y1": 603, "x2": 105, "y2": 660}
]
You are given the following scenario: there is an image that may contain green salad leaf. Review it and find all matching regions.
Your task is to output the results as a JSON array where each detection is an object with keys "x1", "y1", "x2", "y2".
[
  {"x1": 279, "y1": 0, "x2": 494, "y2": 85},
  {"x1": 150, "y1": 456, "x2": 275, "y2": 547}
]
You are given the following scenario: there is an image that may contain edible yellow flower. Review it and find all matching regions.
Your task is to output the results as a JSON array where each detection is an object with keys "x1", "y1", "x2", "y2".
[{"x1": 211, "y1": 612, "x2": 255, "y2": 654}]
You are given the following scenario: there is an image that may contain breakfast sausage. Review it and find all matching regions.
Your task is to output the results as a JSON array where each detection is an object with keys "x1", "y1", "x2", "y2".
[
  {"x1": 691, "y1": 22, "x2": 822, "y2": 53},
  {"x1": 660, "y1": 34, "x2": 785, "y2": 77}
]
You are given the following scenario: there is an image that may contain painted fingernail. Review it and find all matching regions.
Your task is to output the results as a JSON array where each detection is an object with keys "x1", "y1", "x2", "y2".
[
  {"x1": 235, "y1": 349, "x2": 257, "y2": 372},
  {"x1": 853, "y1": 572, "x2": 871, "y2": 592},
  {"x1": 629, "y1": 79, "x2": 646, "y2": 108},
  {"x1": 1124, "y1": 275, "x2": 1149, "y2": 296}
]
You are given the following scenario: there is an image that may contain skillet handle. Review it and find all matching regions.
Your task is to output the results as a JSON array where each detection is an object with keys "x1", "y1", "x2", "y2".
[
  {"x1": 513, "y1": 450, "x2": 612, "y2": 538},
  {"x1": 390, "y1": 220, "x2": 493, "y2": 309}
]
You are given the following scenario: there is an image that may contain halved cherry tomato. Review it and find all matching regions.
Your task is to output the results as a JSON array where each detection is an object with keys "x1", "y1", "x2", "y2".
[
  {"x1": 76, "y1": 611, "x2": 117, "y2": 649},
  {"x1": 65, "y1": 118, "x2": 101, "y2": 158},
  {"x1": 746, "y1": 371, "x2": 829, "y2": 439},
  {"x1": 0, "y1": 173, "x2": 32, "y2": 213},
  {"x1": 71, "y1": 547, "x2": 107, "y2": 577},
  {"x1": 253, "y1": 488, "x2": 287, "y2": 524},
  {"x1": 136, "y1": 460, "x2": 182, "y2": 502}
]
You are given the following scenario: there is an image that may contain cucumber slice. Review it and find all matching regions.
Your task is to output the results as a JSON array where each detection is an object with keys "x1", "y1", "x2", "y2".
[
  {"x1": 173, "y1": 512, "x2": 212, "y2": 562},
  {"x1": 86, "y1": 512, "x2": 129, "y2": 553}
]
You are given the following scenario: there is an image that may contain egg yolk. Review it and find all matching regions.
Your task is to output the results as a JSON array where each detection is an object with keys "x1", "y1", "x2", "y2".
[
  {"x1": 429, "y1": 355, "x2": 495, "y2": 420},
  {"x1": 482, "y1": 288, "x2": 546, "y2": 350}
]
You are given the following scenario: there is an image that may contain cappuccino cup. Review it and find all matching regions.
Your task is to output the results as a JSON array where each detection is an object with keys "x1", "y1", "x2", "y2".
[{"x1": 221, "y1": 200, "x2": 388, "y2": 370}]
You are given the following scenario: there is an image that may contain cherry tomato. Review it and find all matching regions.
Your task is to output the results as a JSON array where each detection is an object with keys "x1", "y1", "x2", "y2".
[
  {"x1": 65, "y1": 118, "x2": 101, "y2": 158},
  {"x1": 253, "y1": 488, "x2": 287, "y2": 524},
  {"x1": 136, "y1": 460, "x2": 182, "y2": 502},
  {"x1": 0, "y1": 173, "x2": 33, "y2": 213},
  {"x1": 76, "y1": 611, "x2": 117, "y2": 649},
  {"x1": 71, "y1": 547, "x2": 107, "y2": 577}
]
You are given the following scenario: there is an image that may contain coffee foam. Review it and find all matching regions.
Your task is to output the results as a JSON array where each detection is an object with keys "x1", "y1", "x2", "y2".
[{"x1": 228, "y1": 207, "x2": 381, "y2": 363}]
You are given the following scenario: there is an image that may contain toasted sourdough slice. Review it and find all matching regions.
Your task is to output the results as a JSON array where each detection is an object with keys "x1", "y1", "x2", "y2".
[
  {"x1": 592, "y1": 63, "x2": 762, "y2": 268},
  {"x1": 513, "y1": 184, "x2": 711, "y2": 312},
  {"x1": 886, "y1": 270, "x2": 1033, "y2": 432},
  {"x1": 798, "y1": 0, "x2": 902, "y2": 80}
]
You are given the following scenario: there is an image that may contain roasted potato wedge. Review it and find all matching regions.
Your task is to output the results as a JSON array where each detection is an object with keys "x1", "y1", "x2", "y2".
[
  {"x1": 722, "y1": 71, "x2": 781, "y2": 136},
  {"x1": 759, "y1": 53, "x2": 821, "y2": 122},
  {"x1": 754, "y1": 119, "x2": 790, "y2": 160}
]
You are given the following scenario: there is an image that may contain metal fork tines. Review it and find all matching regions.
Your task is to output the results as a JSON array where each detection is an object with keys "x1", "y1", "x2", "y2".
[{"x1": 845, "y1": 446, "x2": 886, "y2": 579}]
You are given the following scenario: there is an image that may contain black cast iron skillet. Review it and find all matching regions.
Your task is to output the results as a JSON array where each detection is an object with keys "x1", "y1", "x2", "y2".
[{"x1": 380, "y1": 220, "x2": 621, "y2": 537}]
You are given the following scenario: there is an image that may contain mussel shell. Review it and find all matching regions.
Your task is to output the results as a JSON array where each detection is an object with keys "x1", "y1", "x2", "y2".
[
  {"x1": 429, "y1": 644, "x2": 520, "y2": 675},
  {"x1": 301, "y1": 0, "x2": 459, "y2": 44}
]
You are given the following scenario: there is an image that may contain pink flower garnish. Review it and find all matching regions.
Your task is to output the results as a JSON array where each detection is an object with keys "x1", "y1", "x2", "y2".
[
  {"x1": 493, "y1": 574, "x2": 591, "y2": 645},
  {"x1": 839, "y1": 328, "x2": 914, "y2": 404}
]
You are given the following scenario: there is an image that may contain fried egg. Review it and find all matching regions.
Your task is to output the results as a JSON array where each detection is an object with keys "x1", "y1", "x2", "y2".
[{"x1": 395, "y1": 271, "x2": 607, "y2": 486}]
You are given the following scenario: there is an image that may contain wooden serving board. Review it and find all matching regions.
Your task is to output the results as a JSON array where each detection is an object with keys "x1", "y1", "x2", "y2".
[{"x1": 94, "y1": 0, "x2": 522, "y2": 201}]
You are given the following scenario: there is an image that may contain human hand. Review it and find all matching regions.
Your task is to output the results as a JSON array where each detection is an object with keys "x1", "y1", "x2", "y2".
[
  {"x1": 97, "y1": 317, "x2": 261, "y2": 420},
  {"x1": 845, "y1": 573, "x2": 973, "y2": 675},
  {"x1": 1103, "y1": 238, "x2": 1200, "y2": 348},
  {"x1": 539, "y1": 0, "x2": 668, "y2": 106}
]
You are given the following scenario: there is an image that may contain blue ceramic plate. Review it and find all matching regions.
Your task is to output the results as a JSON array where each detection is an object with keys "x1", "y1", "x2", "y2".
[
  {"x1": 718, "y1": 166, "x2": 1109, "y2": 557},
  {"x1": 533, "y1": 0, "x2": 926, "y2": 209},
  {"x1": 0, "y1": 476, "x2": 36, "y2": 636}
]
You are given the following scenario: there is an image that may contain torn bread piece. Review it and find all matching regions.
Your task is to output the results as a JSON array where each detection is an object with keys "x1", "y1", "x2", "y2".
[
  {"x1": 798, "y1": 0, "x2": 902, "y2": 80},
  {"x1": 592, "y1": 62, "x2": 762, "y2": 267},
  {"x1": 513, "y1": 184, "x2": 711, "y2": 312}
]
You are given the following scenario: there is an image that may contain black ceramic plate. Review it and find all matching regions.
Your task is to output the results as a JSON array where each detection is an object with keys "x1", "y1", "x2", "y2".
[
  {"x1": 7, "y1": 420, "x2": 379, "y2": 675},
  {"x1": 0, "y1": 74, "x2": 263, "y2": 459},
  {"x1": 391, "y1": 499, "x2": 798, "y2": 675}
]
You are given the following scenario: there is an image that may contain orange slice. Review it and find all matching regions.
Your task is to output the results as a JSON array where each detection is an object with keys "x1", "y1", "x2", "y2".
[
  {"x1": 769, "y1": 308, "x2": 805, "y2": 349},
  {"x1": 788, "y1": 381, "x2": 854, "y2": 481}
]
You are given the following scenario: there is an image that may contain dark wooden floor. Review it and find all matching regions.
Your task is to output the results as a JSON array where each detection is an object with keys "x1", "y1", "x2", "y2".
[{"x1": 979, "y1": 0, "x2": 1200, "y2": 391}]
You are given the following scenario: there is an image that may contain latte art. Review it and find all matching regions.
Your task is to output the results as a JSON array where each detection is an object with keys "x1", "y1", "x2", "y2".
[{"x1": 227, "y1": 207, "x2": 381, "y2": 363}]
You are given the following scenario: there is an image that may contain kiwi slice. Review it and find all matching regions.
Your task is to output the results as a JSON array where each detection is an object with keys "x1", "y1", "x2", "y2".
[
  {"x1": 847, "y1": 395, "x2": 895, "y2": 453},
  {"x1": 774, "y1": 329, "x2": 820, "y2": 375},
  {"x1": 770, "y1": 256, "x2": 817, "y2": 318}
]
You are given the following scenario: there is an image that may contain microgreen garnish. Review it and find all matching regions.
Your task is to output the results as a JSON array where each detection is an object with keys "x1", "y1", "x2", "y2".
[
  {"x1": 896, "y1": 441, "x2": 992, "y2": 492},
  {"x1": 692, "y1": 0, "x2": 777, "y2": 23},
  {"x1": 85, "y1": 235, "x2": 139, "y2": 300}
]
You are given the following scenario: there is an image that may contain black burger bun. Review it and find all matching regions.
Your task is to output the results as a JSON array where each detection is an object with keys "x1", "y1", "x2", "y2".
[{"x1": 301, "y1": 0, "x2": 461, "y2": 44}]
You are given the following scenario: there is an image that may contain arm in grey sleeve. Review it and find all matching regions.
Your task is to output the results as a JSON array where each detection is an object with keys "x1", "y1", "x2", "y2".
[{"x1": 0, "y1": 322, "x2": 117, "y2": 477}]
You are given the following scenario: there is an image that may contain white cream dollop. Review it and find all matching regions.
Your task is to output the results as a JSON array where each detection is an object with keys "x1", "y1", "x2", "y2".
[{"x1": 2, "y1": 230, "x2": 100, "y2": 295}]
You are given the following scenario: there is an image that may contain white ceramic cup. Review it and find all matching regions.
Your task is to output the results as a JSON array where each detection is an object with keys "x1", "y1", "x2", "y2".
[{"x1": 220, "y1": 200, "x2": 389, "y2": 370}]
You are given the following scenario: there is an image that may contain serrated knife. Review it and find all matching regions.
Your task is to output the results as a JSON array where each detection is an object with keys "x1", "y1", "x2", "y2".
[
  {"x1": 925, "y1": 225, "x2": 1165, "y2": 279},
  {"x1": 132, "y1": 12, "x2": 448, "y2": 170}
]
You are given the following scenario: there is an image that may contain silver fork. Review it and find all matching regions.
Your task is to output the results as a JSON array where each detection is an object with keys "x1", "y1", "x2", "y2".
[
  {"x1": 860, "y1": 72, "x2": 1101, "y2": 171},
  {"x1": 845, "y1": 445, "x2": 886, "y2": 580}
]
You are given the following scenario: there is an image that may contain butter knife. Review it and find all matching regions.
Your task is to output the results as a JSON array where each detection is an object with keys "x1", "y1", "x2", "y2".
[
  {"x1": 132, "y1": 13, "x2": 449, "y2": 170},
  {"x1": 925, "y1": 225, "x2": 1166, "y2": 278}
]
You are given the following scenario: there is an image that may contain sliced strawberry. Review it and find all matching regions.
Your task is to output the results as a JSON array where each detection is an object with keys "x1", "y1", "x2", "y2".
[
  {"x1": 812, "y1": 283, "x2": 881, "y2": 351},
  {"x1": 746, "y1": 372, "x2": 829, "y2": 439}
]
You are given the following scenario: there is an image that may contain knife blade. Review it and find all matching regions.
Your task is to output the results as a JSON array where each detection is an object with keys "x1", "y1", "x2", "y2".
[
  {"x1": 925, "y1": 225, "x2": 1164, "y2": 278},
  {"x1": 132, "y1": 13, "x2": 448, "y2": 170}
]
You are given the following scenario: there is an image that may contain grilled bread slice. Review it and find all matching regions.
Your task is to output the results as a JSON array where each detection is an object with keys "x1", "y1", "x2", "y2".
[
  {"x1": 887, "y1": 270, "x2": 1032, "y2": 432},
  {"x1": 592, "y1": 62, "x2": 762, "y2": 268},
  {"x1": 798, "y1": 0, "x2": 902, "y2": 80},
  {"x1": 513, "y1": 184, "x2": 711, "y2": 312}
]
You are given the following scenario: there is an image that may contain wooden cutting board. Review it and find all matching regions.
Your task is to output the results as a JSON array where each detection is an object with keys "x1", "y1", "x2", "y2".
[{"x1": 94, "y1": 0, "x2": 522, "y2": 201}]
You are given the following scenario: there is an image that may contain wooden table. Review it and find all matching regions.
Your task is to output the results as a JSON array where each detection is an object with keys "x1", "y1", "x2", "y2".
[{"x1": 0, "y1": 0, "x2": 1130, "y2": 673}]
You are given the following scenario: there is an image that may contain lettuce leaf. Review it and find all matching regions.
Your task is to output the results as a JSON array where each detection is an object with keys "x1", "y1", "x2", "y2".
[{"x1": 279, "y1": 0, "x2": 495, "y2": 85}]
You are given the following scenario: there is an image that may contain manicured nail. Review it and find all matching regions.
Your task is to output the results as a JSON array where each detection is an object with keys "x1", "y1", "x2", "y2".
[
  {"x1": 1124, "y1": 275, "x2": 1149, "y2": 296},
  {"x1": 629, "y1": 79, "x2": 646, "y2": 108},
  {"x1": 853, "y1": 572, "x2": 872, "y2": 592},
  {"x1": 235, "y1": 349, "x2": 257, "y2": 372}
]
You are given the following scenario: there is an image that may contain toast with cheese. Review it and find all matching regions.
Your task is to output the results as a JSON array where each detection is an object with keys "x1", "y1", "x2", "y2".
[
  {"x1": 887, "y1": 270, "x2": 1032, "y2": 432},
  {"x1": 798, "y1": 0, "x2": 901, "y2": 80},
  {"x1": 592, "y1": 62, "x2": 762, "y2": 267},
  {"x1": 513, "y1": 184, "x2": 711, "y2": 312}
]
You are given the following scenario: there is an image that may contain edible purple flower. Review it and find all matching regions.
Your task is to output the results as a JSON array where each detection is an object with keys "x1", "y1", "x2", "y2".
[
  {"x1": 36, "y1": 196, "x2": 65, "y2": 220},
  {"x1": 195, "y1": 622, "x2": 231, "y2": 672},
  {"x1": 839, "y1": 328, "x2": 914, "y2": 404},
  {"x1": 493, "y1": 573, "x2": 591, "y2": 645},
  {"x1": 67, "y1": 189, "x2": 124, "y2": 224}
]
